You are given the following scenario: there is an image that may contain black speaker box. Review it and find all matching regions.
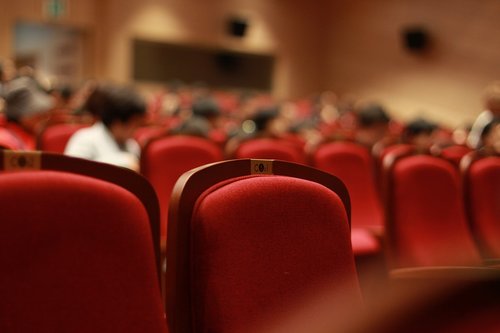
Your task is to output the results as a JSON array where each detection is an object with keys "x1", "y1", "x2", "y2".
[
  {"x1": 403, "y1": 27, "x2": 429, "y2": 51},
  {"x1": 227, "y1": 18, "x2": 248, "y2": 38}
]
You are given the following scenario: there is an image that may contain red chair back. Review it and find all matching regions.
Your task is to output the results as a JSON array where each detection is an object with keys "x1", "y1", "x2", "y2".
[
  {"x1": 235, "y1": 138, "x2": 306, "y2": 164},
  {"x1": 313, "y1": 141, "x2": 384, "y2": 232},
  {"x1": 463, "y1": 155, "x2": 500, "y2": 258},
  {"x1": 141, "y1": 135, "x2": 223, "y2": 245},
  {"x1": 166, "y1": 159, "x2": 361, "y2": 333},
  {"x1": 440, "y1": 145, "x2": 472, "y2": 167},
  {"x1": 0, "y1": 128, "x2": 24, "y2": 150},
  {"x1": 0, "y1": 151, "x2": 166, "y2": 333},
  {"x1": 37, "y1": 123, "x2": 89, "y2": 153},
  {"x1": 385, "y1": 154, "x2": 482, "y2": 268}
]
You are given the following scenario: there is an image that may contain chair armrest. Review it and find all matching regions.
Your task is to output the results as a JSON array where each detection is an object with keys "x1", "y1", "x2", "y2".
[{"x1": 390, "y1": 266, "x2": 500, "y2": 282}]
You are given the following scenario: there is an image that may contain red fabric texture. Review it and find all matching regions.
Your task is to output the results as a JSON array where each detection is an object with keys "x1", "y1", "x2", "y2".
[
  {"x1": 468, "y1": 157, "x2": 500, "y2": 257},
  {"x1": 235, "y1": 138, "x2": 306, "y2": 164},
  {"x1": 141, "y1": 135, "x2": 223, "y2": 241},
  {"x1": 313, "y1": 141, "x2": 384, "y2": 230},
  {"x1": 1, "y1": 122, "x2": 35, "y2": 150},
  {"x1": 391, "y1": 155, "x2": 482, "y2": 267},
  {"x1": 0, "y1": 171, "x2": 167, "y2": 333},
  {"x1": 39, "y1": 123, "x2": 89, "y2": 153},
  {"x1": 190, "y1": 175, "x2": 361, "y2": 333},
  {"x1": 0, "y1": 128, "x2": 25, "y2": 150},
  {"x1": 313, "y1": 142, "x2": 383, "y2": 255},
  {"x1": 440, "y1": 145, "x2": 471, "y2": 167}
]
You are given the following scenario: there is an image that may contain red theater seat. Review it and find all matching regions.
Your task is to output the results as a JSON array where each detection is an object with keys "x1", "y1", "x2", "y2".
[
  {"x1": 234, "y1": 138, "x2": 306, "y2": 164},
  {"x1": 36, "y1": 122, "x2": 90, "y2": 153},
  {"x1": 312, "y1": 141, "x2": 384, "y2": 255},
  {"x1": 140, "y1": 134, "x2": 223, "y2": 247},
  {"x1": 0, "y1": 151, "x2": 166, "y2": 333},
  {"x1": 462, "y1": 154, "x2": 500, "y2": 259},
  {"x1": 166, "y1": 159, "x2": 362, "y2": 333},
  {"x1": 440, "y1": 144, "x2": 471, "y2": 167},
  {"x1": 384, "y1": 153, "x2": 482, "y2": 268},
  {"x1": 0, "y1": 128, "x2": 24, "y2": 150}
]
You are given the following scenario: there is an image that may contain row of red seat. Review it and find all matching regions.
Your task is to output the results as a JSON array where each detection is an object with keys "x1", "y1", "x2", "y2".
[{"x1": 1, "y1": 150, "x2": 499, "y2": 332}]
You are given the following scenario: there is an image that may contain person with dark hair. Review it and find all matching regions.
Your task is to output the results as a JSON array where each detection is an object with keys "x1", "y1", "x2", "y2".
[
  {"x1": 354, "y1": 103, "x2": 391, "y2": 148},
  {"x1": 403, "y1": 118, "x2": 439, "y2": 151},
  {"x1": 224, "y1": 105, "x2": 286, "y2": 156},
  {"x1": 65, "y1": 84, "x2": 146, "y2": 170},
  {"x1": 171, "y1": 97, "x2": 221, "y2": 138}
]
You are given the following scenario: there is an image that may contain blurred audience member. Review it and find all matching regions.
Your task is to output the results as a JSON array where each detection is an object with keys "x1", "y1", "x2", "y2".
[
  {"x1": 2, "y1": 77, "x2": 54, "y2": 149},
  {"x1": 225, "y1": 106, "x2": 287, "y2": 156},
  {"x1": 468, "y1": 81, "x2": 500, "y2": 148},
  {"x1": 402, "y1": 118, "x2": 438, "y2": 152},
  {"x1": 171, "y1": 97, "x2": 222, "y2": 139},
  {"x1": 65, "y1": 84, "x2": 146, "y2": 171},
  {"x1": 354, "y1": 103, "x2": 391, "y2": 148},
  {"x1": 477, "y1": 117, "x2": 500, "y2": 155}
]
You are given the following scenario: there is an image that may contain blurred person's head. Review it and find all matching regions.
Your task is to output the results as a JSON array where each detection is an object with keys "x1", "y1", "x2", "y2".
[
  {"x1": 246, "y1": 106, "x2": 287, "y2": 137},
  {"x1": 403, "y1": 118, "x2": 438, "y2": 150},
  {"x1": 192, "y1": 97, "x2": 221, "y2": 127},
  {"x1": 89, "y1": 85, "x2": 146, "y2": 145},
  {"x1": 4, "y1": 76, "x2": 54, "y2": 132},
  {"x1": 354, "y1": 103, "x2": 391, "y2": 147},
  {"x1": 483, "y1": 81, "x2": 500, "y2": 115}
]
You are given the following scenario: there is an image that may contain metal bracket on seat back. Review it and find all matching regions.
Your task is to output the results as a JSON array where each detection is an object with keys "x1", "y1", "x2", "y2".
[
  {"x1": 3, "y1": 151, "x2": 42, "y2": 171},
  {"x1": 250, "y1": 159, "x2": 274, "y2": 175}
]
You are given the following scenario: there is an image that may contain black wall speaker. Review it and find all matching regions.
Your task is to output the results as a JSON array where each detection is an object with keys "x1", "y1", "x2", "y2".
[
  {"x1": 227, "y1": 18, "x2": 248, "y2": 38},
  {"x1": 402, "y1": 26, "x2": 429, "y2": 51}
]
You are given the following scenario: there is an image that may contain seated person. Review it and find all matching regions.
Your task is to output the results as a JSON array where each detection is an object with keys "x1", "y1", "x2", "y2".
[
  {"x1": 170, "y1": 97, "x2": 221, "y2": 139},
  {"x1": 468, "y1": 81, "x2": 500, "y2": 148},
  {"x1": 477, "y1": 117, "x2": 500, "y2": 156},
  {"x1": 354, "y1": 103, "x2": 391, "y2": 149},
  {"x1": 224, "y1": 106, "x2": 288, "y2": 157},
  {"x1": 2, "y1": 76, "x2": 54, "y2": 150},
  {"x1": 65, "y1": 84, "x2": 146, "y2": 171},
  {"x1": 402, "y1": 118, "x2": 439, "y2": 152}
]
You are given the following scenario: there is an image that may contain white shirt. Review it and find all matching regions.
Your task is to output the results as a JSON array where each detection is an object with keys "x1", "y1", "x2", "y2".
[
  {"x1": 467, "y1": 110, "x2": 493, "y2": 149},
  {"x1": 65, "y1": 122, "x2": 140, "y2": 170}
]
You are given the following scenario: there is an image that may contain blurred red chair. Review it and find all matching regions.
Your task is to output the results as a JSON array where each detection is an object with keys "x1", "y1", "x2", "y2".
[
  {"x1": 234, "y1": 138, "x2": 306, "y2": 164},
  {"x1": 166, "y1": 159, "x2": 362, "y2": 333},
  {"x1": 384, "y1": 153, "x2": 482, "y2": 268},
  {"x1": 140, "y1": 134, "x2": 223, "y2": 248},
  {"x1": 312, "y1": 141, "x2": 384, "y2": 256},
  {"x1": 440, "y1": 144, "x2": 471, "y2": 167},
  {"x1": 462, "y1": 154, "x2": 500, "y2": 259},
  {"x1": 36, "y1": 122, "x2": 89, "y2": 153},
  {"x1": 0, "y1": 128, "x2": 24, "y2": 150},
  {"x1": 0, "y1": 151, "x2": 166, "y2": 333}
]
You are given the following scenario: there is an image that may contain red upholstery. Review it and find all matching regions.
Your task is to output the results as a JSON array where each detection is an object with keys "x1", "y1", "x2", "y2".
[
  {"x1": 166, "y1": 159, "x2": 361, "y2": 333},
  {"x1": 0, "y1": 128, "x2": 24, "y2": 150},
  {"x1": 313, "y1": 142, "x2": 383, "y2": 255},
  {"x1": 313, "y1": 142, "x2": 384, "y2": 232},
  {"x1": 387, "y1": 155, "x2": 482, "y2": 268},
  {"x1": 0, "y1": 170, "x2": 167, "y2": 332},
  {"x1": 141, "y1": 135, "x2": 223, "y2": 244},
  {"x1": 466, "y1": 156, "x2": 500, "y2": 258},
  {"x1": 440, "y1": 145, "x2": 471, "y2": 167},
  {"x1": 235, "y1": 138, "x2": 306, "y2": 164},
  {"x1": 37, "y1": 123, "x2": 89, "y2": 153}
]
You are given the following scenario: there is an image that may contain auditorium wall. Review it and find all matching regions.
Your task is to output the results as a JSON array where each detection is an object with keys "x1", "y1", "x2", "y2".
[
  {"x1": 0, "y1": 0, "x2": 102, "y2": 75},
  {"x1": 100, "y1": 0, "x2": 329, "y2": 99},
  {"x1": 324, "y1": 0, "x2": 500, "y2": 127}
]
